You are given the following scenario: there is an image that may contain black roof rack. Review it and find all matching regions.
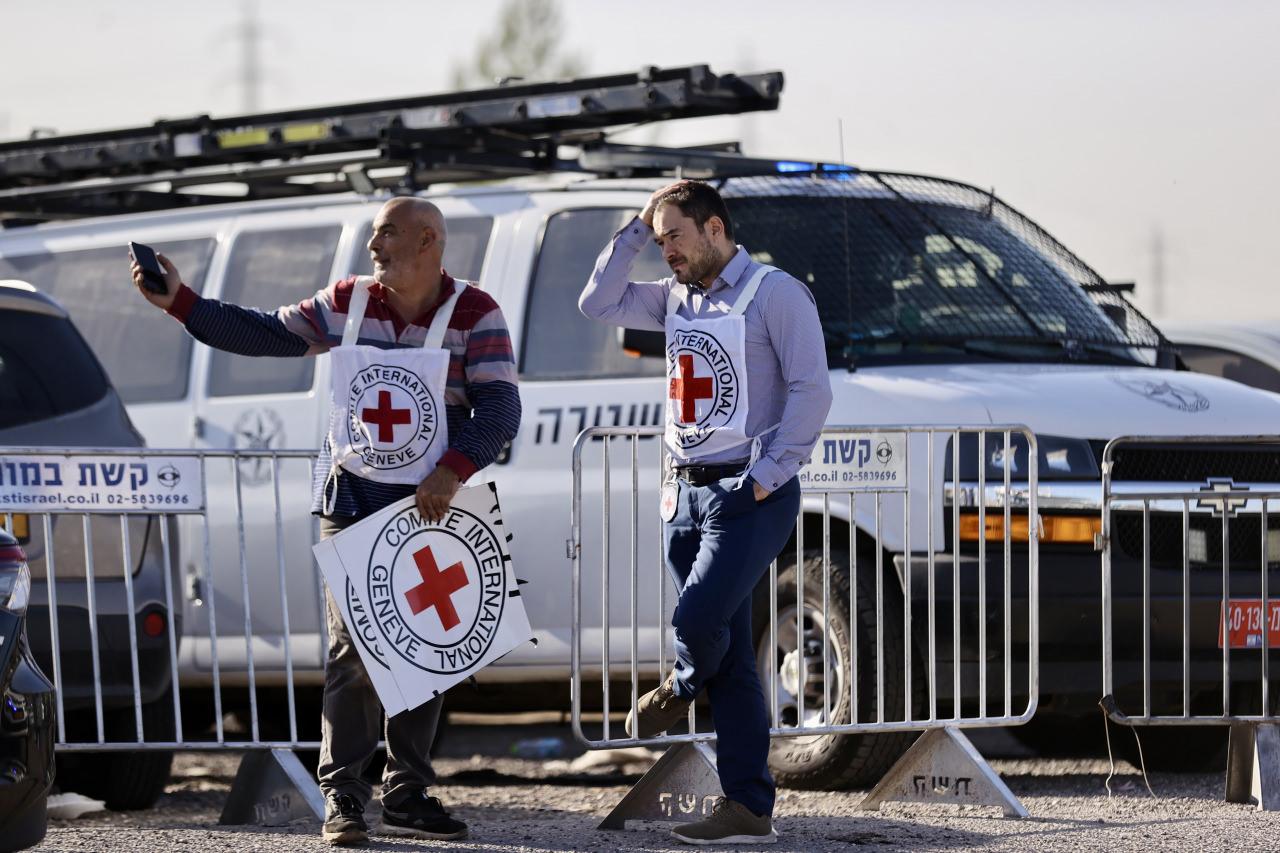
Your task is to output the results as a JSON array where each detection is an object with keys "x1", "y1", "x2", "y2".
[{"x1": 0, "y1": 65, "x2": 783, "y2": 223}]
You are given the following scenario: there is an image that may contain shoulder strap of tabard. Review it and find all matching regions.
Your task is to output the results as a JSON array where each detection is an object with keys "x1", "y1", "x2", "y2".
[
  {"x1": 341, "y1": 276, "x2": 376, "y2": 347},
  {"x1": 423, "y1": 280, "x2": 468, "y2": 350},
  {"x1": 729, "y1": 264, "x2": 775, "y2": 316},
  {"x1": 665, "y1": 282, "x2": 687, "y2": 317}
]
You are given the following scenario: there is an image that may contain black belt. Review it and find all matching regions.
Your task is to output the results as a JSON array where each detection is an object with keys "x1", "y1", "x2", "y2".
[{"x1": 672, "y1": 463, "x2": 747, "y2": 487}]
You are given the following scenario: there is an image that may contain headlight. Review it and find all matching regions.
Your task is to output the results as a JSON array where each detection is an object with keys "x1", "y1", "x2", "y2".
[
  {"x1": 945, "y1": 433, "x2": 1100, "y2": 482},
  {"x1": 0, "y1": 542, "x2": 30, "y2": 615}
]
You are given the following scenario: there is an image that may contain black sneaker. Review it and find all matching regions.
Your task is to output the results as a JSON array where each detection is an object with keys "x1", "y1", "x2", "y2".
[
  {"x1": 322, "y1": 793, "x2": 368, "y2": 847},
  {"x1": 380, "y1": 791, "x2": 468, "y2": 841}
]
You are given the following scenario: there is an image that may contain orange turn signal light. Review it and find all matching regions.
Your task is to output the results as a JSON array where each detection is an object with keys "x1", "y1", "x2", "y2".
[
  {"x1": 958, "y1": 512, "x2": 1100, "y2": 544},
  {"x1": 4, "y1": 514, "x2": 28, "y2": 542}
]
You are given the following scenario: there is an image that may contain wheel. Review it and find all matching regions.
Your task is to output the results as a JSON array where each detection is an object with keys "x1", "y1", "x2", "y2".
[
  {"x1": 97, "y1": 749, "x2": 174, "y2": 811},
  {"x1": 56, "y1": 699, "x2": 174, "y2": 811},
  {"x1": 753, "y1": 548, "x2": 919, "y2": 790},
  {"x1": 0, "y1": 796, "x2": 46, "y2": 853}
]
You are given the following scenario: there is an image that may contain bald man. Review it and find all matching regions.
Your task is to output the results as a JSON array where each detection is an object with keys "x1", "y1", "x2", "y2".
[{"x1": 130, "y1": 197, "x2": 521, "y2": 845}]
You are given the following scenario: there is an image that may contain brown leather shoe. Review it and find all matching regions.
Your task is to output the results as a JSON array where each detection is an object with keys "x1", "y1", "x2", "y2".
[{"x1": 624, "y1": 671, "x2": 691, "y2": 738}]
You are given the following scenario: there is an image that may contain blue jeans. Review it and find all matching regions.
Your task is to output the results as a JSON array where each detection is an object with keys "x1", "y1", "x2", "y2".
[{"x1": 663, "y1": 474, "x2": 801, "y2": 818}]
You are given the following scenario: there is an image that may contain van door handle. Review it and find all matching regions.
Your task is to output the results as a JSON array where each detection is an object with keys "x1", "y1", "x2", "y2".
[{"x1": 192, "y1": 415, "x2": 206, "y2": 441}]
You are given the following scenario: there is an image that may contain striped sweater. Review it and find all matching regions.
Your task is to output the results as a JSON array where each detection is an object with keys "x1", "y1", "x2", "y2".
[{"x1": 167, "y1": 273, "x2": 521, "y2": 517}]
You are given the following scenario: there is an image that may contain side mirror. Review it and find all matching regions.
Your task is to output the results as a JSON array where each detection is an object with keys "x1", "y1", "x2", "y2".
[{"x1": 617, "y1": 327, "x2": 665, "y2": 359}]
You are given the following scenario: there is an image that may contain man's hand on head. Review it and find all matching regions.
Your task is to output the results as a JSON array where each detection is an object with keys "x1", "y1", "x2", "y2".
[
  {"x1": 416, "y1": 465, "x2": 462, "y2": 523},
  {"x1": 129, "y1": 252, "x2": 181, "y2": 312},
  {"x1": 640, "y1": 180, "x2": 695, "y2": 228}
]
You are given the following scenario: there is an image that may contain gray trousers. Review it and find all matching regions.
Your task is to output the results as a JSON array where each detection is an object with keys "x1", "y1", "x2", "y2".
[{"x1": 317, "y1": 515, "x2": 444, "y2": 806}]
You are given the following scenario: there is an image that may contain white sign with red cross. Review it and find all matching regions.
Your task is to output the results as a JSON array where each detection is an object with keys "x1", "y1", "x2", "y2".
[{"x1": 312, "y1": 483, "x2": 532, "y2": 715}]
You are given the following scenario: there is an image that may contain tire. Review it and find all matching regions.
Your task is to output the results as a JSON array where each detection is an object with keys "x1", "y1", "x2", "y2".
[
  {"x1": 0, "y1": 796, "x2": 46, "y2": 853},
  {"x1": 753, "y1": 548, "x2": 919, "y2": 790},
  {"x1": 57, "y1": 699, "x2": 174, "y2": 811}
]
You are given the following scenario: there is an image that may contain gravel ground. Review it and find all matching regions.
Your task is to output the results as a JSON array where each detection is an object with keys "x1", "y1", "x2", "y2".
[{"x1": 31, "y1": 725, "x2": 1280, "y2": 853}]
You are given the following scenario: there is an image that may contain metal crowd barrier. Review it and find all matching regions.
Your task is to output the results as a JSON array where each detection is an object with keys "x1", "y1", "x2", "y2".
[
  {"x1": 0, "y1": 446, "x2": 324, "y2": 753},
  {"x1": 0, "y1": 446, "x2": 327, "y2": 823},
  {"x1": 1100, "y1": 435, "x2": 1280, "y2": 809},
  {"x1": 569, "y1": 424, "x2": 1039, "y2": 824}
]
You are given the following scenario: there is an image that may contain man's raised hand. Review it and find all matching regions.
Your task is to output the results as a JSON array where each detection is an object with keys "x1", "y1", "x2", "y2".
[
  {"x1": 129, "y1": 251, "x2": 181, "y2": 311},
  {"x1": 639, "y1": 180, "x2": 695, "y2": 228}
]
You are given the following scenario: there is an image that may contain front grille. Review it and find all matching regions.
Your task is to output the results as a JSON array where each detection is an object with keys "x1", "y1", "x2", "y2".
[
  {"x1": 1115, "y1": 512, "x2": 1280, "y2": 567},
  {"x1": 1098, "y1": 442, "x2": 1280, "y2": 483}
]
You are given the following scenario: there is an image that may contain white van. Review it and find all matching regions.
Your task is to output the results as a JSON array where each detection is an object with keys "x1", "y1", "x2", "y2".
[{"x1": 6, "y1": 166, "x2": 1280, "y2": 786}]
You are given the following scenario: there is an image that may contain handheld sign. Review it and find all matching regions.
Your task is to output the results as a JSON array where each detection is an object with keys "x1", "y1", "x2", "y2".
[{"x1": 313, "y1": 482, "x2": 531, "y2": 715}]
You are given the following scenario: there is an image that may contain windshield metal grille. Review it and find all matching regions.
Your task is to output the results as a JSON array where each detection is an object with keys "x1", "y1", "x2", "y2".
[{"x1": 719, "y1": 172, "x2": 1166, "y2": 356}]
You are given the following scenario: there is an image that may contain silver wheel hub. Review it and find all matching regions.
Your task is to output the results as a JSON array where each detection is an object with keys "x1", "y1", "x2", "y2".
[
  {"x1": 780, "y1": 649, "x2": 802, "y2": 696},
  {"x1": 757, "y1": 601, "x2": 845, "y2": 736}
]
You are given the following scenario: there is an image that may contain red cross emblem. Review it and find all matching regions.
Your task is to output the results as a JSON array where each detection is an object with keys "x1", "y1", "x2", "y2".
[
  {"x1": 668, "y1": 354, "x2": 714, "y2": 424},
  {"x1": 361, "y1": 389, "x2": 412, "y2": 443},
  {"x1": 404, "y1": 546, "x2": 469, "y2": 631}
]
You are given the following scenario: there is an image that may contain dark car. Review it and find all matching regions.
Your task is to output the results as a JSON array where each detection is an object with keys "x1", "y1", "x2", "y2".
[
  {"x1": 0, "y1": 528, "x2": 54, "y2": 852},
  {"x1": 0, "y1": 280, "x2": 179, "y2": 809}
]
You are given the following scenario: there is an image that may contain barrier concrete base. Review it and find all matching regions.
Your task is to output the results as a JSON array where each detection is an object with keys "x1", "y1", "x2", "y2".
[
  {"x1": 219, "y1": 748, "x2": 326, "y2": 826},
  {"x1": 859, "y1": 727, "x2": 1028, "y2": 818},
  {"x1": 598, "y1": 742, "x2": 725, "y2": 830},
  {"x1": 1226, "y1": 722, "x2": 1280, "y2": 810}
]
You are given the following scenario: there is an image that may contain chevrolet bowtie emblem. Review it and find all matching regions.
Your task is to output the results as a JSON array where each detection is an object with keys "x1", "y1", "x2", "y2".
[{"x1": 1196, "y1": 478, "x2": 1248, "y2": 518}]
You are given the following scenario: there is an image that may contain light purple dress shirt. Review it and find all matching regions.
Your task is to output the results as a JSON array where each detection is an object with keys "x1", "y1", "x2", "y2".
[{"x1": 579, "y1": 216, "x2": 833, "y2": 492}]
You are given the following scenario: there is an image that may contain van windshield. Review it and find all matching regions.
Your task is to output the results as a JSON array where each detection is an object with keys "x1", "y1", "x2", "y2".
[{"x1": 722, "y1": 173, "x2": 1169, "y2": 368}]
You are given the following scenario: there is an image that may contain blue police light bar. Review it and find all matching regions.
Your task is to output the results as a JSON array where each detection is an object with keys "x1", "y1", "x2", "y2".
[{"x1": 775, "y1": 161, "x2": 858, "y2": 177}]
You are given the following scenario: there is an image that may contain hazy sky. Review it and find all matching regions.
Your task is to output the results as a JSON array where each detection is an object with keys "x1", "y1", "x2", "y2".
[{"x1": 3, "y1": 0, "x2": 1276, "y2": 322}]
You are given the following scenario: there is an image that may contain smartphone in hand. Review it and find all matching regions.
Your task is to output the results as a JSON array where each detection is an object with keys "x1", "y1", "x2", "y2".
[{"x1": 129, "y1": 241, "x2": 169, "y2": 295}]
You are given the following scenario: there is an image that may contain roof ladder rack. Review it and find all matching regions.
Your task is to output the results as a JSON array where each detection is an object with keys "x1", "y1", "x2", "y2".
[{"x1": 0, "y1": 65, "x2": 783, "y2": 222}]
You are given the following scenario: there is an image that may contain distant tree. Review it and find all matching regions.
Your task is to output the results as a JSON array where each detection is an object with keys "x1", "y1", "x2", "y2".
[{"x1": 451, "y1": 0, "x2": 585, "y2": 89}]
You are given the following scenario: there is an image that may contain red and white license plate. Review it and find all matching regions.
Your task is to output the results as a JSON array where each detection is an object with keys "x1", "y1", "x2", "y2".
[{"x1": 1219, "y1": 600, "x2": 1280, "y2": 649}]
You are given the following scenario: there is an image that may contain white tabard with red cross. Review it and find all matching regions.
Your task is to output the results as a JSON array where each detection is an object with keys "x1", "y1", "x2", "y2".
[
  {"x1": 326, "y1": 276, "x2": 466, "y2": 487},
  {"x1": 663, "y1": 264, "x2": 774, "y2": 461},
  {"x1": 312, "y1": 483, "x2": 533, "y2": 715}
]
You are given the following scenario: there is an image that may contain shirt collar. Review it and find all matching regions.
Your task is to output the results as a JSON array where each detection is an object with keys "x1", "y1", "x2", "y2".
[
  {"x1": 705, "y1": 246, "x2": 751, "y2": 293},
  {"x1": 367, "y1": 270, "x2": 456, "y2": 329}
]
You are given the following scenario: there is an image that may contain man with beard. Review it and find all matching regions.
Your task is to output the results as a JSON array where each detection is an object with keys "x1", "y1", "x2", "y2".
[{"x1": 578, "y1": 180, "x2": 831, "y2": 844}]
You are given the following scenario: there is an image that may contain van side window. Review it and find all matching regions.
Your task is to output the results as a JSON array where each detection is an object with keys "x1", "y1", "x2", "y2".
[
  {"x1": 352, "y1": 217, "x2": 493, "y2": 282},
  {"x1": 1178, "y1": 344, "x2": 1280, "y2": 394},
  {"x1": 0, "y1": 239, "x2": 215, "y2": 404},
  {"x1": 208, "y1": 225, "x2": 341, "y2": 397},
  {"x1": 522, "y1": 209, "x2": 668, "y2": 380}
]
